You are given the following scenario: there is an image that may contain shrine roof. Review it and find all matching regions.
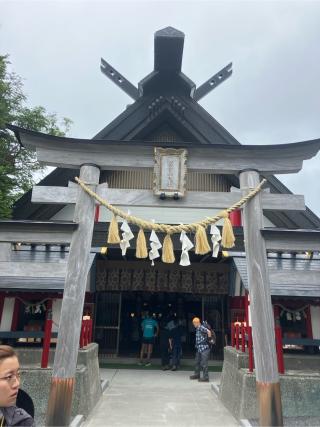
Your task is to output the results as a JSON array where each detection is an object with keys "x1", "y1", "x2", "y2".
[
  {"x1": 8, "y1": 123, "x2": 320, "y2": 153},
  {"x1": 7, "y1": 27, "x2": 320, "y2": 230},
  {"x1": 232, "y1": 252, "x2": 320, "y2": 297}
]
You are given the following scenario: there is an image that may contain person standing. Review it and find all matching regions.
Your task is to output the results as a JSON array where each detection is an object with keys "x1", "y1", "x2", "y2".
[
  {"x1": 170, "y1": 318, "x2": 184, "y2": 371},
  {"x1": 159, "y1": 314, "x2": 171, "y2": 370},
  {"x1": 189, "y1": 317, "x2": 211, "y2": 382},
  {"x1": 139, "y1": 311, "x2": 159, "y2": 366},
  {"x1": 0, "y1": 345, "x2": 34, "y2": 426}
]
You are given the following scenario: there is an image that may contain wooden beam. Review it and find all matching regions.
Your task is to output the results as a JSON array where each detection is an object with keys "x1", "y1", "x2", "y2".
[
  {"x1": 240, "y1": 170, "x2": 283, "y2": 426},
  {"x1": 0, "y1": 262, "x2": 66, "y2": 277},
  {"x1": 262, "y1": 228, "x2": 320, "y2": 252},
  {"x1": 193, "y1": 62, "x2": 233, "y2": 101},
  {"x1": 261, "y1": 193, "x2": 305, "y2": 211},
  {"x1": 32, "y1": 186, "x2": 306, "y2": 211},
  {"x1": 34, "y1": 144, "x2": 317, "y2": 174},
  {"x1": 0, "y1": 221, "x2": 77, "y2": 244},
  {"x1": 46, "y1": 164, "x2": 100, "y2": 426},
  {"x1": 9, "y1": 125, "x2": 320, "y2": 175},
  {"x1": 269, "y1": 270, "x2": 320, "y2": 286}
]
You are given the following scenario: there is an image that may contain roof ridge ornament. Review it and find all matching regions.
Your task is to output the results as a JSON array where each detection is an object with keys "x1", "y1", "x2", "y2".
[
  {"x1": 100, "y1": 57, "x2": 139, "y2": 100},
  {"x1": 100, "y1": 27, "x2": 232, "y2": 101},
  {"x1": 194, "y1": 62, "x2": 233, "y2": 101}
]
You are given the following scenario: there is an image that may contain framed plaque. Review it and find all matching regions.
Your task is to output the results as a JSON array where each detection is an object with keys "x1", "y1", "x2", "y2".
[{"x1": 153, "y1": 147, "x2": 187, "y2": 197}]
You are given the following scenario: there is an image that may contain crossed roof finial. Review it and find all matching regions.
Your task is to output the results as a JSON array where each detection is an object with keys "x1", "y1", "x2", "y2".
[{"x1": 100, "y1": 26, "x2": 232, "y2": 101}]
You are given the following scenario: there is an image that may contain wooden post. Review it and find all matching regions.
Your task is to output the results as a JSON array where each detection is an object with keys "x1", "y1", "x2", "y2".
[
  {"x1": 79, "y1": 320, "x2": 85, "y2": 349},
  {"x1": 41, "y1": 300, "x2": 53, "y2": 368},
  {"x1": 240, "y1": 170, "x2": 283, "y2": 427},
  {"x1": 244, "y1": 293, "x2": 249, "y2": 327},
  {"x1": 275, "y1": 326, "x2": 285, "y2": 374},
  {"x1": 46, "y1": 164, "x2": 100, "y2": 426},
  {"x1": 88, "y1": 318, "x2": 93, "y2": 343},
  {"x1": 231, "y1": 323, "x2": 235, "y2": 347},
  {"x1": 248, "y1": 326, "x2": 254, "y2": 372},
  {"x1": 235, "y1": 324, "x2": 240, "y2": 350},
  {"x1": 306, "y1": 306, "x2": 313, "y2": 339},
  {"x1": 241, "y1": 324, "x2": 246, "y2": 352},
  {"x1": 0, "y1": 294, "x2": 4, "y2": 326},
  {"x1": 10, "y1": 298, "x2": 20, "y2": 331}
]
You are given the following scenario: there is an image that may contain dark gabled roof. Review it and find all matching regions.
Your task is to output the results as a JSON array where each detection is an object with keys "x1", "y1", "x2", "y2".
[{"x1": 11, "y1": 27, "x2": 320, "y2": 229}]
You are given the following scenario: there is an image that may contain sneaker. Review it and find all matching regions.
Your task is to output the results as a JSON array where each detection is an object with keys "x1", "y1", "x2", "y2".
[
  {"x1": 189, "y1": 374, "x2": 200, "y2": 380},
  {"x1": 138, "y1": 361, "x2": 144, "y2": 366},
  {"x1": 145, "y1": 362, "x2": 151, "y2": 367},
  {"x1": 162, "y1": 365, "x2": 170, "y2": 371},
  {"x1": 198, "y1": 378, "x2": 209, "y2": 383},
  {"x1": 171, "y1": 365, "x2": 177, "y2": 371}
]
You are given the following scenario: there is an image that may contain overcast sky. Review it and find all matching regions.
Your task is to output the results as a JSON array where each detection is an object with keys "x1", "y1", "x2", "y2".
[{"x1": 1, "y1": 0, "x2": 320, "y2": 217}]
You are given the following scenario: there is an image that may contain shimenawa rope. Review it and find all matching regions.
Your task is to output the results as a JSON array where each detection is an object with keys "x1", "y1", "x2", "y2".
[{"x1": 75, "y1": 176, "x2": 266, "y2": 234}]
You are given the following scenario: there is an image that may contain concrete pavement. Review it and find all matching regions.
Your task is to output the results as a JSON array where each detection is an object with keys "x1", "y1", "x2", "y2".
[{"x1": 84, "y1": 368, "x2": 239, "y2": 427}]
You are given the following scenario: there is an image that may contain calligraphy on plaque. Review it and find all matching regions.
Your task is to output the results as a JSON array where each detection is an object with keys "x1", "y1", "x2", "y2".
[{"x1": 153, "y1": 147, "x2": 187, "y2": 198}]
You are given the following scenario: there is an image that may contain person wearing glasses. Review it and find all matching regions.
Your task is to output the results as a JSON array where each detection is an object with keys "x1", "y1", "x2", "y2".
[{"x1": 0, "y1": 346, "x2": 34, "y2": 426}]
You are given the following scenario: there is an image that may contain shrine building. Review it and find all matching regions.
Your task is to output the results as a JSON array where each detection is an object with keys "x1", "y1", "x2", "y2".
[{"x1": 1, "y1": 27, "x2": 320, "y2": 362}]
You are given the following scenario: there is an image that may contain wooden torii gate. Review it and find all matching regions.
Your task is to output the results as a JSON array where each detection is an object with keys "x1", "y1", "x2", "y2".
[{"x1": 8, "y1": 125, "x2": 320, "y2": 426}]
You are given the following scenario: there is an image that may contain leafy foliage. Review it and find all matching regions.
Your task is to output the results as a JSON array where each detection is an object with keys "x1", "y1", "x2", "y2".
[{"x1": 0, "y1": 55, "x2": 72, "y2": 218}]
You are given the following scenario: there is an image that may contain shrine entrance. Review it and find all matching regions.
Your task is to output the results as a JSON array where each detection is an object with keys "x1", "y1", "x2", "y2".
[
  {"x1": 95, "y1": 290, "x2": 227, "y2": 360},
  {"x1": 94, "y1": 258, "x2": 229, "y2": 359}
]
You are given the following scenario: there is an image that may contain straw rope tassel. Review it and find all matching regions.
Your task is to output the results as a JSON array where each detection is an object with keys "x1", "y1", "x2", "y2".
[
  {"x1": 75, "y1": 177, "x2": 266, "y2": 235},
  {"x1": 195, "y1": 225, "x2": 211, "y2": 255},
  {"x1": 221, "y1": 211, "x2": 235, "y2": 248},
  {"x1": 162, "y1": 234, "x2": 175, "y2": 263},
  {"x1": 107, "y1": 214, "x2": 121, "y2": 244},
  {"x1": 136, "y1": 228, "x2": 148, "y2": 258}
]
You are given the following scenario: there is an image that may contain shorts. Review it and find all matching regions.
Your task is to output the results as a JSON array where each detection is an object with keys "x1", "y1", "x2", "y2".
[{"x1": 142, "y1": 336, "x2": 154, "y2": 344}]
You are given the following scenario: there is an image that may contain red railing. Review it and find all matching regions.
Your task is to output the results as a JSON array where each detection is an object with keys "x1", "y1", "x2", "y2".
[
  {"x1": 230, "y1": 322, "x2": 284, "y2": 374},
  {"x1": 233, "y1": 323, "x2": 254, "y2": 372},
  {"x1": 41, "y1": 316, "x2": 93, "y2": 368},
  {"x1": 80, "y1": 319, "x2": 93, "y2": 349}
]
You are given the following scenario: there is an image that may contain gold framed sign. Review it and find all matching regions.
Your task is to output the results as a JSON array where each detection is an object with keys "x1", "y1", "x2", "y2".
[{"x1": 153, "y1": 147, "x2": 187, "y2": 197}]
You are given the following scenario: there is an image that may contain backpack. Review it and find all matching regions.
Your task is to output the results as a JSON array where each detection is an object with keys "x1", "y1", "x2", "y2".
[{"x1": 202, "y1": 320, "x2": 216, "y2": 347}]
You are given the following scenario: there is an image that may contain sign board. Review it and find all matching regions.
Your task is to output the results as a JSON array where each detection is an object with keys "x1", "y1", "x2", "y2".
[{"x1": 153, "y1": 147, "x2": 187, "y2": 197}]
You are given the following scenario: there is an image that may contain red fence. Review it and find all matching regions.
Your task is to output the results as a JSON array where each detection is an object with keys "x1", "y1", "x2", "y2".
[
  {"x1": 230, "y1": 322, "x2": 284, "y2": 374},
  {"x1": 40, "y1": 317, "x2": 93, "y2": 368}
]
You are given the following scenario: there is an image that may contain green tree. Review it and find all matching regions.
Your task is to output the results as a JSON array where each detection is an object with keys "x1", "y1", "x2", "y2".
[{"x1": 0, "y1": 55, "x2": 72, "y2": 218}]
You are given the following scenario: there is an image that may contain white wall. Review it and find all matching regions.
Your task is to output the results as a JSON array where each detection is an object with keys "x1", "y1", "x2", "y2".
[
  {"x1": 0, "y1": 298, "x2": 15, "y2": 331},
  {"x1": 310, "y1": 305, "x2": 320, "y2": 339}
]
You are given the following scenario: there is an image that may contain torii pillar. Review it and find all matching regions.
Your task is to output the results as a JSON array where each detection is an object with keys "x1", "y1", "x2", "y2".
[
  {"x1": 240, "y1": 170, "x2": 282, "y2": 426},
  {"x1": 46, "y1": 164, "x2": 100, "y2": 426}
]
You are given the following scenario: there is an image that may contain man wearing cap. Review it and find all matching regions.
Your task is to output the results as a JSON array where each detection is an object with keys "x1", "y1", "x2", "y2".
[{"x1": 189, "y1": 317, "x2": 211, "y2": 382}]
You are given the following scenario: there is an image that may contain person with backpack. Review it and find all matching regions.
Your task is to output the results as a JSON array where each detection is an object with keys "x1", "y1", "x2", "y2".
[{"x1": 189, "y1": 317, "x2": 214, "y2": 383}]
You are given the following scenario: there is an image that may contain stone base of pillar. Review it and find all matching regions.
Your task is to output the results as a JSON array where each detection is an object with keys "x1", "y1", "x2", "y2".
[{"x1": 219, "y1": 347, "x2": 320, "y2": 420}]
